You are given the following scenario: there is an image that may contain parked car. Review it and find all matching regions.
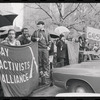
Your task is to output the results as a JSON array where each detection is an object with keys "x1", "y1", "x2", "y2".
[{"x1": 52, "y1": 60, "x2": 100, "y2": 93}]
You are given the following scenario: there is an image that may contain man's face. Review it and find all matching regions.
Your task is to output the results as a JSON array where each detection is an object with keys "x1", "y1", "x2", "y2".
[
  {"x1": 8, "y1": 30, "x2": 16, "y2": 41},
  {"x1": 23, "y1": 29, "x2": 29, "y2": 37},
  {"x1": 37, "y1": 24, "x2": 44, "y2": 30}
]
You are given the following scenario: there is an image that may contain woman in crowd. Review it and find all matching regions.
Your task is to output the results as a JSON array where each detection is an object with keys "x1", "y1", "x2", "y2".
[{"x1": 1, "y1": 29, "x2": 21, "y2": 46}]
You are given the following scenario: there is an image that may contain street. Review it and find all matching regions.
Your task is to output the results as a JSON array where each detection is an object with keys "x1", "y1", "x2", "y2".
[
  {"x1": 1, "y1": 3, "x2": 100, "y2": 97},
  {"x1": 31, "y1": 85, "x2": 67, "y2": 97}
]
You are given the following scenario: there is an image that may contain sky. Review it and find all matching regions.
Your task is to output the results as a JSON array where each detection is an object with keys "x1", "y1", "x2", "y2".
[{"x1": 11, "y1": 3, "x2": 24, "y2": 30}]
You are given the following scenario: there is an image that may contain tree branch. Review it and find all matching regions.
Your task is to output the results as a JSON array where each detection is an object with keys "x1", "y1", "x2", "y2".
[
  {"x1": 95, "y1": 10, "x2": 100, "y2": 15},
  {"x1": 89, "y1": 3, "x2": 96, "y2": 11},
  {"x1": 63, "y1": 3, "x2": 80, "y2": 20},
  {"x1": 35, "y1": 3, "x2": 53, "y2": 20},
  {"x1": 56, "y1": 3, "x2": 63, "y2": 20},
  {"x1": 25, "y1": 4, "x2": 40, "y2": 9},
  {"x1": 67, "y1": 21, "x2": 84, "y2": 28},
  {"x1": 46, "y1": 3, "x2": 58, "y2": 23}
]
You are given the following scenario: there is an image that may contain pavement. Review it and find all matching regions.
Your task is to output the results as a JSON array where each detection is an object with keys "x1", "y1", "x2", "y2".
[
  {"x1": 31, "y1": 85, "x2": 67, "y2": 97},
  {"x1": 30, "y1": 83, "x2": 51, "y2": 96}
]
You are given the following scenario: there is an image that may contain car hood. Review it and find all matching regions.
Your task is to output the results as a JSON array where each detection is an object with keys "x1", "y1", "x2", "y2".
[
  {"x1": 53, "y1": 60, "x2": 100, "y2": 76},
  {"x1": 62, "y1": 60, "x2": 100, "y2": 69}
]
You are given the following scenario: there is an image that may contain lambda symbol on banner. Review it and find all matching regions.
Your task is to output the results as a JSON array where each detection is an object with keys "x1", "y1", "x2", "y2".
[{"x1": 28, "y1": 46, "x2": 38, "y2": 78}]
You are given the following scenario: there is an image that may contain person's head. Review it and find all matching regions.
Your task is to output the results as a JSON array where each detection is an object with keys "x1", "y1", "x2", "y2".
[
  {"x1": 8, "y1": 29, "x2": 16, "y2": 41},
  {"x1": 59, "y1": 34, "x2": 65, "y2": 41},
  {"x1": 79, "y1": 37, "x2": 82, "y2": 42},
  {"x1": 21, "y1": 28, "x2": 29, "y2": 37},
  {"x1": 37, "y1": 21, "x2": 45, "y2": 30}
]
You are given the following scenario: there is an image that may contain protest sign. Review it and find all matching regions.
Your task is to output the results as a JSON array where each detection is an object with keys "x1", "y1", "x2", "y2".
[
  {"x1": 87, "y1": 26, "x2": 100, "y2": 41},
  {"x1": 0, "y1": 42, "x2": 39, "y2": 97}
]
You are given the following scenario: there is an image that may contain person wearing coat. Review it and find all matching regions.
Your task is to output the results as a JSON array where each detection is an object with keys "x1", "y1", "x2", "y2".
[
  {"x1": 31, "y1": 21, "x2": 51, "y2": 84},
  {"x1": 17, "y1": 28, "x2": 31, "y2": 45},
  {"x1": 1, "y1": 29, "x2": 20, "y2": 46},
  {"x1": 56, "y1": 34, "x2": 69, "y2": 67}
]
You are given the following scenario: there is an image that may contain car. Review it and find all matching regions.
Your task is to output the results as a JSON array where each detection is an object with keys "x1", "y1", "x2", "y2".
[{"x1": 52, "y1": 60, "x2": 100, "y2": 93}]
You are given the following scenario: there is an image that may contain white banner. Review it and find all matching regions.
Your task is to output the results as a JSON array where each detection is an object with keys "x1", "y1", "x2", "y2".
[{"x1": 87, "y1": 26, "x2": 100, "y2": 41}]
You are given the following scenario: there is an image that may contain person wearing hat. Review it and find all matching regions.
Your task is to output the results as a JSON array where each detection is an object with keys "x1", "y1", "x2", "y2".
[
  {"x1": 31, "y1": 21, "x2": 51, "y2": 85},
  {"x1": 56, "y1": 34, "x2": 69, "y2": 67}
]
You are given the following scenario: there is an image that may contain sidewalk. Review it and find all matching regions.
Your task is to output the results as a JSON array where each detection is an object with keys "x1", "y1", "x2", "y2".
[{"x1": 30, "y1": 83, "x2": 50, "y2": 96}]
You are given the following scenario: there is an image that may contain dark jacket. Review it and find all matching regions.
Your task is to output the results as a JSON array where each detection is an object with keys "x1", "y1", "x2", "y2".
[
  {"x1": 31, "y1": 29, "x2": 51, "y2": 49},
  {"x1": 56, "y1": 39, "x2": 67, "y2": 58},
  {"x1": 49, "y1": 42, "x2": 54, "y2": 55},
  {"x1": 56, "y1": 39, "x2": 69, "y2": 65},
  {"x1": 17, "y1": 35, "x2": 31, "y2": 45}
]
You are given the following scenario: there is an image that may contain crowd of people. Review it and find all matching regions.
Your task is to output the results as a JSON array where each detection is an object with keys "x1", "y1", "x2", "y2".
[
  {"x1": 79, "y1": 36, "x2": 100, "y2": 62},
  {"x1": 0, "y1": 21, "x2": 52, "y2": 86},
  {"x1": 0, "y1": 20, "x2": 100, "y2": 89}
]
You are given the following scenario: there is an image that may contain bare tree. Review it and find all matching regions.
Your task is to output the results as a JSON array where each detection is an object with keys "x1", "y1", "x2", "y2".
[{"x1": 24, "y1": 3, "x2": 100, "y2": 32}]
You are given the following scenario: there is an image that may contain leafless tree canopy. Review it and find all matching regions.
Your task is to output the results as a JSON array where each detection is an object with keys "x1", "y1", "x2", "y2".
[{"x1": 23, "y1": 3, "x2": 100, "y2": 32}]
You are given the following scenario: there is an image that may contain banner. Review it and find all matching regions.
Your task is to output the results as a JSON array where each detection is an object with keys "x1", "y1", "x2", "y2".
[
  {"x1": 87, "y1": 26, "x2": 100, "y2": 41},
  {"x1": 0, "y1": 42, "x2": 39, "y2": 97},
  {"x1": 66, "y1": 40, "x2": 79, "y2": 64}
]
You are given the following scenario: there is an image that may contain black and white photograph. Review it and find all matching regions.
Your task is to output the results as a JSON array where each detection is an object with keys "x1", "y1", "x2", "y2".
[{"x1": 0, "y1": 3, "x2": 100, "y2": 97}]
